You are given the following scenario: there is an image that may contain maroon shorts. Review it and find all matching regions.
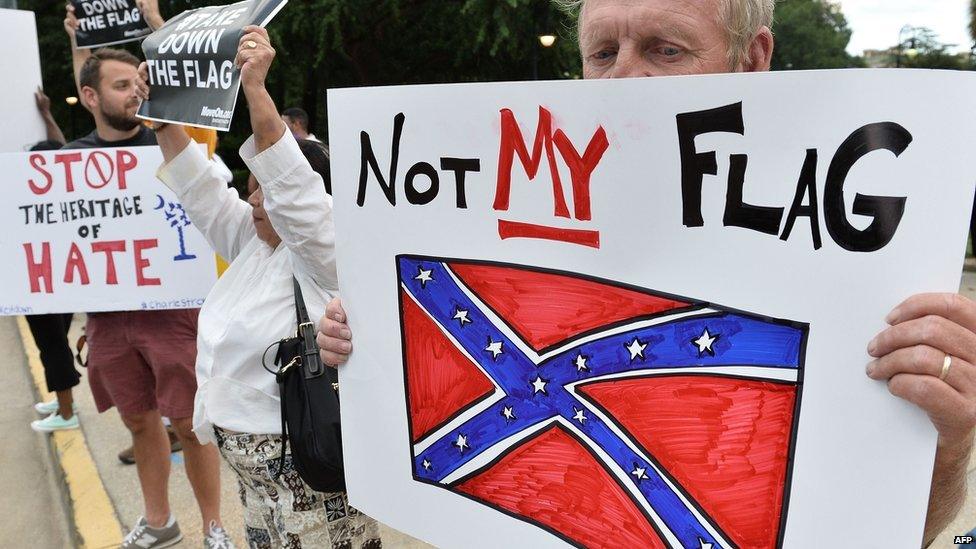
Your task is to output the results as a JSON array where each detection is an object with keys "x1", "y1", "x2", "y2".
[{"x1": 86, "y1": 309, "x2": 199, "y2": 419}]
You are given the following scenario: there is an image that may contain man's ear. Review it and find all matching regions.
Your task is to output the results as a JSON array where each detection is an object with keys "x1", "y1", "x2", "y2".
[
  {"x1": 80, "y1": 85, "x2": 98, "y2": 112},
  {"x1": 740, "y1": 26, "x2": 774, "y2": 72}
]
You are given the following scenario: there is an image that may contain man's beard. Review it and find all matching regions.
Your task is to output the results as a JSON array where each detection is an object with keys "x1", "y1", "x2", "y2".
[{"x1": 101, "y1": 105, "x2": 141, "y2": 132}]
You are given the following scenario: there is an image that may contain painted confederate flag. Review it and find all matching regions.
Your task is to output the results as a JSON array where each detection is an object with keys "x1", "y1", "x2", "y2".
[{"x1": 396, "y1": 255, "x2": 807, "y2": 549}]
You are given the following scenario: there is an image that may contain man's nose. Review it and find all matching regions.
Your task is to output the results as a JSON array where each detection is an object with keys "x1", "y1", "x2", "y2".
[{"x1": 610, "y1": 47, "x2": 655, "y2": 79}]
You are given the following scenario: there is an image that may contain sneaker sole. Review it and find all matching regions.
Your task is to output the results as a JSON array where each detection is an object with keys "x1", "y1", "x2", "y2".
[
  {"x1": 30, "y1": 422, "x2": 80, "y2": 432},
  {"x1": 153, "y1": 533, "x2": 183, "y2": 548}
]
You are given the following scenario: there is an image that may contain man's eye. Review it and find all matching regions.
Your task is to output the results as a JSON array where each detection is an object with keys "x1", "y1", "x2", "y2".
[
  {"x1": 659, "y1": 46, "x2": 682, "y2": 57},
  {"x1": 591, "y1": 49, "x2": 616, "y2": 61}
]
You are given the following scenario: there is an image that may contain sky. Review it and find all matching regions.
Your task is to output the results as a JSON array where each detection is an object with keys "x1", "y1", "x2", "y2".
[{"x1": 836, "y1": 0, "x2": 971, "y2": 54}]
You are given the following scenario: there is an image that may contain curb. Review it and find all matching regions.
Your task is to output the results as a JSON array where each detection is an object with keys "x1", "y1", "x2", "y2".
[{"x1": 16, "y1": 317, "x2": 123, "y2": 548}]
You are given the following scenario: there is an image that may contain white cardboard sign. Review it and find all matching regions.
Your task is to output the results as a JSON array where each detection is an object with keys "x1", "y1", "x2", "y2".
[
  {"x1": 0, "y1": 145, "x2": 217, "y2": 315},
  {"x1": 328, "y1": 69, "x2": 976, "y2": 548},
  {"x1": 0, "y1": 8, "x2": 46, "y2": 153}
]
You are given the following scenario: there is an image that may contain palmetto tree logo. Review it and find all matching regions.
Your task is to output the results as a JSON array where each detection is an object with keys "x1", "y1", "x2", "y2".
[{"x1": 154, "y1": 195, "x2": 196, "y2": 261}]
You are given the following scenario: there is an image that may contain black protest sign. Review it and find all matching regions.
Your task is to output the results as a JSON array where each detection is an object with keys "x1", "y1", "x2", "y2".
[
  {"x1": 71, "y1": 0, "x2": 151, "y2": 49},
  {"x1": 136, "y1": 0, "x2": 287, "y2": 131}
]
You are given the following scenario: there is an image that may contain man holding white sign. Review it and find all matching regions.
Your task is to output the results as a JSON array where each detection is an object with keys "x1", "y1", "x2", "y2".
[
  {"x1": 317, "y1": 0, "x2": 976, "y2": 546},
  {"x1": 62, "y1": 47, "x2": 231, "y2": 548}
]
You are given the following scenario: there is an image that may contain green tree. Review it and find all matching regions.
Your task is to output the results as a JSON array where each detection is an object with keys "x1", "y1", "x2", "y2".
[
  {"x1": 971, "y1": 0, "x2": 976, "y2": 44},
  {"x1": 898, "y1": 27, "x2": 967, "y2": 70},
  {"x1": 770, "y1": 0, "x2": 862, "y2": 70}
]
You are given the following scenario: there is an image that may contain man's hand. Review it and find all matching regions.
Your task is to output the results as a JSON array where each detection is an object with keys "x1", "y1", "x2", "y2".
[
  {"x1": 867, "y1": 293, "x2": 976, "y2": 442},
  {"x1": 135, "y1": 61, "x2": 150, "y2": 102},
  {"x1": 64, "y1": 1, "x2": 79, "y2": 45},
  {"x1": 34, "y1": 87, "x2": 52, "y2": 116},
  {"x1": 317, "y1": 298, "x2": 352, "y2": 367},
  {"x1": 867, "y1": 292, "x2": 976, "y2": 541},
  {"x1": 235, "y1": 26, "x2": 275, "y2": 93},
  {"x1": 134, "y1": 0, "x2": 164, "y2": 30}
]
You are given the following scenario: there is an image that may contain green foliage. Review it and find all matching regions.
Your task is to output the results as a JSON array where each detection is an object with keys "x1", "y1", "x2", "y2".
[
  {"x1": 771, "y1": 0, "x2": 862, "y2": 70},
  {"x1": 971, "y1": 0, "x2": 976, "y2": 43}
]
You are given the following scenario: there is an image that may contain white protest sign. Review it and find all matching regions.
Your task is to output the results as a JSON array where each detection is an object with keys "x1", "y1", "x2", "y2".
[
  {"x1": 327, "y1": 69, "x2": 976, "y2": 548},
  {"x1": 0, "y1": 145, "x2": 217, "y2": 315},
  {"x1": 0, "y1": 8, "x2": 45, "y2": 153}
]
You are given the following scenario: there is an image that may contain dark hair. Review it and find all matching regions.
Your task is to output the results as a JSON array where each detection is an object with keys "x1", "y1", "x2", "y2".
[
  {"x1": 282, "y1": 107, "x2": 310, "y2": 132},
  {"x1": 30, "y1": 139, "x2": 65, "y2": 151},
  {"x1": 79, "y1": 48, "x2": 141, "y2": 92},
  {"x1": 297, "y1": 139, "x2": 331, "y2": 195}
]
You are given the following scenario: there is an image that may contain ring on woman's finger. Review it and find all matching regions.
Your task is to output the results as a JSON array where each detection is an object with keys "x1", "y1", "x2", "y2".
[
  {"x1": 245, "y1": 40, "x2": 258, "y2": 49},
  {"x1": 939, "y1": 354, "x2": 952, "y2": 381}
]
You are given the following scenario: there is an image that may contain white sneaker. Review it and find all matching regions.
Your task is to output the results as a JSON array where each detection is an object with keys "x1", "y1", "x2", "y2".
[
  {"x1": 30, "y1": 412, "x2": 79, "y2": 432},
  {"x1": 204, "y1": 520, "x2": 236, "y2": 548},
  {"x1": 121, "y1": 516, "x2": 182, "y2": 549},
  {"x1": 34, "y1": 400, "x2": 77, "y2": 415}
]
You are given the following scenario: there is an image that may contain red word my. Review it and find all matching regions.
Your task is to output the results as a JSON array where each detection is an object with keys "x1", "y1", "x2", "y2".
[{"x1": 494, "y1": 106, "x2": 609, "y2": 248}]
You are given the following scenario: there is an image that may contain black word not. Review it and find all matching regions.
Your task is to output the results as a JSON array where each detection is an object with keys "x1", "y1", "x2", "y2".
[
  {"x1": 677, "y1": 102, "x2": 912, "y2": 252},
  {"x1": 357, "y1": 113, "x2": 481, "y2": 208}
]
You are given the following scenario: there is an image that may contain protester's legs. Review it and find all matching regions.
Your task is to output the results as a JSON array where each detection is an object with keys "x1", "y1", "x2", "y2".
[
  {"x1": 26, "y1": 313, "x2": 79, "y2": 419},
  {"x1": 120, "y1": 409, "x2": 172, "y2": 528},
  {"x1": 170, "y1": 417, "x2": 222, "y2": 532},
  {"x1": 215, "y1": 427, "x2": 382, "y2": 548},
  {"x1": 134, "y1": 308, "x2": 222, "y2": 534},
  {"x1": 87, "y1": 312, "x2": 175, "y2": 527}
]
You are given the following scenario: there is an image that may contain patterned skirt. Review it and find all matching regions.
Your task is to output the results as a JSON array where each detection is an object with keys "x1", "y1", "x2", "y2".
[{"x1": 214, "y1": 427, "x2": 382, "y2": 549}]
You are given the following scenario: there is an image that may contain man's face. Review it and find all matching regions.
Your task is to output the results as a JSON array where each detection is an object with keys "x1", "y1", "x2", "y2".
[
  {"x1": 281, "y1": 115, "x2": 306, "y2": 138},
  {"x1": 89, "y1": 60, "x2": 141, "y2": 132},
  {"x1": 579, "y1": 0, "x2": 735, "y2": 79}
]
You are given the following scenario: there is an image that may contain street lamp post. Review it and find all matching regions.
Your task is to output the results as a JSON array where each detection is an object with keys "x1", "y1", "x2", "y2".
[
  {"x1": 532, "y1": 34, "x2": 556, "y2": 80},
  {"x1": 896, "y1": 24, "x2": 919, "y2": 67},
  {"x1": 66, "y1": 96, "x2": 78, "y2": 141}
]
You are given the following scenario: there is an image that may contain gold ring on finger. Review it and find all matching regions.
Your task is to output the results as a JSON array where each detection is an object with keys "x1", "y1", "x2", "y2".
[
  {"x1": 939, "y1": 354, "x2": 952, "y2": 381},
  {"x1": 246, "y1": 40, "x2": 258, "y2": 49}
]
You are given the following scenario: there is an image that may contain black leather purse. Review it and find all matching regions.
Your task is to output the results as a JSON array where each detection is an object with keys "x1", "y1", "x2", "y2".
[{"x1": 262, "y1": 277, "x2": 345, "y2": 492}]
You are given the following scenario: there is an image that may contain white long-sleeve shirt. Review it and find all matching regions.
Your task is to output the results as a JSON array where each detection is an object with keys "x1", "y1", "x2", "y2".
[{"x1": 157, "y1": 130, "x2": 337, "y2": 445}]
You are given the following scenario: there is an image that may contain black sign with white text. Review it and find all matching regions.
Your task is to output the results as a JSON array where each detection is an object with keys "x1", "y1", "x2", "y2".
[
  {"x1": 71, "y1": 0, "x2": 151, "y2": 48},
  {"x1": 136, "y1": 0, "x2": 287, "y2": 131}
]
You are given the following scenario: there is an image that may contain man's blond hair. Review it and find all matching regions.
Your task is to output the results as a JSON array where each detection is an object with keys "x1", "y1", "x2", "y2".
[{"x1": 553, "y1": 0, "x2": 775, "y2": 69}]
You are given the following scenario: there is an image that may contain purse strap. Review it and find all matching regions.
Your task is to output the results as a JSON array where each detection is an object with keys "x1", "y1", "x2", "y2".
[
  {"x1": 293, "y1": 277, "x2": 324, "y2": 379},
  {"x1": 272, "y1": 278, "x2": 334, "y2": 480}
]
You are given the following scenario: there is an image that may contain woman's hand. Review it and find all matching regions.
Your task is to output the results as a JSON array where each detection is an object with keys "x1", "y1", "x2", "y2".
[
  {"x1": 235, "y1": 25, "x2": 275, "y2": 94},
  {"x1": 317, "y1": 298, "x2": 352, "y2": 367}
]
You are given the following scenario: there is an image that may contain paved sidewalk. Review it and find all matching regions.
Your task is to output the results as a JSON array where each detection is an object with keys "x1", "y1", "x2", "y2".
[{"x1": 0, "y1": 316, "x2": 70, "y2": 547}]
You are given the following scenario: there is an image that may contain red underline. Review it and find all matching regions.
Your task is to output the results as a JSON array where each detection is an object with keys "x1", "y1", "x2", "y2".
[{"x1": 497, "y1": 220, "x2": 601, "y2": 249}]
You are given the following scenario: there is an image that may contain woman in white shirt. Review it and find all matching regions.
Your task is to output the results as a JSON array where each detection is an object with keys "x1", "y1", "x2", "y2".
[{"x1": 138, "y1": 26, "x2": 381, "y2": 549}]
